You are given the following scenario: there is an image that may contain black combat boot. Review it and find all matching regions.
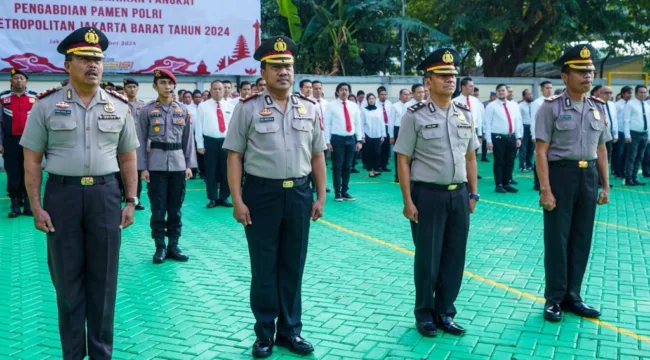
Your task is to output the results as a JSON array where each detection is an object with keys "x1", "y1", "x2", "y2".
[
  {"x1": 8, "y1": 198, "x2": 21, "y2": 218},
  {"x1": 153, "y1": 238, "x2": 167, "y2": 264},
  {"x1": 167, "y1": 238, "x2": 189, "y2": 262}
]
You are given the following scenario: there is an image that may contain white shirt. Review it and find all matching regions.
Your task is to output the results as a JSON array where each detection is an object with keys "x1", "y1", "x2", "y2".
[
  {"x1": 603, "y1": 100, "x2": 618, "y2": 140},
  {"x1": 314, "y1": 97, "x2": 329, "y2": 121},
  {"x1": 623, "y1": 98, "x2": 650, "y2": 138},
  {"x1": 530, "y1": 96, "x2": 546, "y2": 139},
  {"x1": 361, "y1": 107, "x2": 387, "y2": 139},
  {"x1": 484, "y1": 99, "x2": 524, "y2": 142},
  {"x1": 519, "y1": 100, "x2": 533, "y2": 125},
  {"x1": 615, "y1": 99, "x2": 628, "y2": 133},
  {"x1": 194, "y1": 98, "x2": 235, "y2": 148},
  {"x1": 186, "y1": 102, "x2": 198, "y2": 120},
  {"x1": 388, "y1": 100, "x2": 409, "y2": 137},
  {"x1": 452, "y1": 94, "x2": 484, "y2": 135},
  {"x1": 324, "y1": 99, "x2": 363, "y2": 144},
  {"x1": 377, "y1": 100, "x2": 392, "y2": 128}
]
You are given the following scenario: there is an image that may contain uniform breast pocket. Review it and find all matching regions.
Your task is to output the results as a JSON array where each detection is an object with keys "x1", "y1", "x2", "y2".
[
  {"x1": 48, "y1": 117, "x2": 78, "y2": 148},
  {"x1": 590, "y1": 120, "x2": 603, "y2": 144},
  {"x1": 554, "y1": 120, "x2": 577, "y2": 145},
  {"x1": 457, "y1": 127, "x2": 473, "y2": 151},
  {"x1": 171, "y1": 116, "x2": 186, "y2": 137},
  {"x1": 254, "y1": 121, "x2": 280, "y2": 149},
  {"x1": 292, "y1": 119, "x2": 313, "y2": 142},
  {"x1": 420, "y1": 127, "x2": 444, "y2": 141},
  {"x1": 97, "y1": 119, "x2": 124, "y2": 149},
  {"x1": 149, "y1": 120, "x2": 165, "y2": 138}
]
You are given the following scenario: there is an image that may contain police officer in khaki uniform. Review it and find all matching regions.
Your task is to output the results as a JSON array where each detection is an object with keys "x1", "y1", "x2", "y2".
[
  {"x1": 223, "y1": 36, "x2": 327, "y2": 358},
  {"x1": 394, "y1": 48, "x2": 479, "y2": 338},
  {"x1": 139, "y1": 69, "x2": 197, "y2": 264},
  {"x1": 535, "y1": 44, "x2": 610, "y2": 322},
  {"x1": 20, "y1": 27, "x2": 140, "y2": 360},
  {"x1": 124, "y1": 77, "x2": 146, "y2": 210}
]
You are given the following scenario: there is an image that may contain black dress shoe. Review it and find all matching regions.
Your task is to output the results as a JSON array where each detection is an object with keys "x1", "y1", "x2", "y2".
[
  {"x1": 135, "y1": 204, "x2": 145, "y2": 211},
  {"x1": 206, "y1": 200, "x2": 218, "y2": 208},
  {"x1": 153, "y1": 248, "x2": 167, "y2": 264},
  {"x1": 326, "y1": 188, "x2": 331, "y2": 193},
  {"x1": 477, "y1": 174, "x2": 483, "y2": 179},
  {"x1": 495, "y1": 185, "x2": 507, "y2": 193},
  {"x1": 8, "y1": 210, "x2": 20, "y2": 218},
  {"x1": 543, "y1": 303, "x2": 562, "y2": 322},
  {"x1": 350, "y1": 168, "x2": 360, "y2": 173},
  {"x1": 252, "y1": 339, "x2": 273, "y2": 358},
  {"x1": 625, "y1": 179, "x2": 638, "y2": 186},
  {"x1": 416, "y1": 321, "x2": 437, "y2": 337},
  {"x1": 275, "y1": 335, "x2": 313, "y2": 355},
  {"x1": 634, "y1": 179, "x2": 646, "y2": 186},
  {"x1": 436, "y1": 316, "x2": 466, "y2": 335},
  {"x1": 23, "y1": 208, "x2": 33, "y2": 216},
  {"x1": 562, "y1": 301, "x2": 600, "y2": 318},
  {"x1": 382, "y1": 167, "x2": 391, "y2": 172},
  {"x1": 504, "y1": 185, "x2": 519, "y2": 193},
  {"x1": 219, "y1": 199, "x2": 234, "y2": 208},
  {"x1": 509, "y1": 179, "x2": 518, "y2": 185},
  {"x1": 167, "y1": 246, "x2": 189, "y2": 261},
  {"x1": 480, "y1": 158, "x2": 489, "y2": 162}
]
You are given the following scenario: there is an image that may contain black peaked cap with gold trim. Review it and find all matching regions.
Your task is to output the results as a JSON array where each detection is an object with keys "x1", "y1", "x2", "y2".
[
  {"x1": 553, "y1": 44, "x2": 597, "y2": 71},
  {"x1": 417, "y1": 48, "x2": 460, "y2": 75},
  {"x1": 253, "y1": 36, "x2": 298, "y2": 65},
  {"x1": 10, "y1": 68, "x2": 28, "y2": 79},
  {"x1": 57, "y1": 27, "x2": 109, "y2": 59}
]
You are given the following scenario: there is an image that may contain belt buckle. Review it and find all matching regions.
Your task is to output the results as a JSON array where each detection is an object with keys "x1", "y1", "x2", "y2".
[
  {"x1": 578, "y1": 160, "x2": 588, "y2": 168},
  {"x1": 81, "y1": 177, "x2": 94, "y2": 186},
  {"x1": 282, "y1": 180, "x2": 294, "y2": 188},
  {"x1": 447, "y1": 184, "x2": 457, "y2": 190}
]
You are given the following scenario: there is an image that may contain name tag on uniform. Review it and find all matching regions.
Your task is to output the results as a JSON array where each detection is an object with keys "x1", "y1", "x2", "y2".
[
  {"x1": 149, "y1": 113, "x2": 162, "y2": 118},
  {"x1": 99, "y1": 114, "x2": 120, "y2": 120},
  {"x1": 54, "y1": 109, "x2": 72, "y2": 116},
  {"x1": 559, "y1": 115, "x2": 572, "y2": 120},
  {"x1": 458, "y1": 124, "x2": 472, "y2": 129},
  {"x1": 424, "y1": 124, "x2": 439, "y2": 129},
  {"x1": 259, "y1": 116, "x2": 274, "y2": 122},
  {"x1": 172, "y1": 113, "x2": 185, "y2": 118},
  {"x1": 295, "y1": 116, "x2": 313, "y2": 120}
]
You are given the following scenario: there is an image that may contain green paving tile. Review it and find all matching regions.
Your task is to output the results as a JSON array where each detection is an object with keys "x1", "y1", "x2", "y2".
[{"x1": 1, "y1": 156, "x2": 650, "y2": 359}]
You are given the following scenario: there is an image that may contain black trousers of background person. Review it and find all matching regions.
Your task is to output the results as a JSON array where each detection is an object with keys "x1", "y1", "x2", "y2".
[
  {"x1": 625, "y1": 131, "x2": 649, "y2": 180},
  {"x1": 44, "y1": 174, "x2": 121, "y2": 360},
  {"x1": 2, "y1": 135, "x2": 28, "y2": 202},
  {"x1": 410, "y1": 182, "x2": 469, "y2": 322},
  {"x1": 380, "y1": 125, "x2": 391, "y2": 168},
  {"x1": 137, "y1": 170, "x2": 143, "y2": 199},
  {"x1": 147, "y1": 171, "x2": 186, "y2": 246},
  {"x1": 364, "y1": 136, "x2": 382, "y2": 171},
  {"x1": 518, "y1": 125, "x2": 535, "y2": 169},
  {"x1": 331, "y1": 134, "x2": 356, "y2": 195},
  {"x1": 491, "y1": 134, "x2": 517, "y2": 186},
  {"x1": 544, "y1": 160, "x2": 598, "y2": 305},
  {"x1": 481, "y1": 135, "x2": 489, "y2": 161},
  {"x1": 612, "y1": 131, "x2": 626, "y2": 176},
  {"x1": 242, "y1": 175, "x2": 311, "y2": 340},
  {"x1": 193, "y1": 139, "x2": 206, "y2": 178},
  {"x1": 204, "y1": 136, "x2": 230, "y2": 201},
  {"x1": 393, "y1": 126, "x2": 400, "y2": 181}
]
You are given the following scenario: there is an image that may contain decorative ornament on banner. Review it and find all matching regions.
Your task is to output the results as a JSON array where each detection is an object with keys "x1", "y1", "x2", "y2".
[{"x1": 0, "y1": 0, "x2": 261, "y2": 76}]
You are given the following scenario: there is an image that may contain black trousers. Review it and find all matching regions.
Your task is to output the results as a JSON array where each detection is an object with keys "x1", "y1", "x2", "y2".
[
  {"x1": 2, "y1": 135, "x2": 26, "y2": 200},
  {"x1": 410, "y1": 182, "x2": 469, "y2": 322},
  {"x1": 518, "y1": 125, "x2": 534, "y2": 169},
  {"x1": 44, "y1": 174, "x2": 121, "y2": 360},
  {"x1": 193, "y1": 139, "x2": 206, "y2": 177},
  {"x1": 331, "y1": 135, "x2": 356, "y2": 195},
  {"x1": 137, "y1": 170, "x2": 143, "y2": 199},
  {"x1": 612, "y1": 131, "x2": 626, "y2": 176},
  {"x1": 643, "y1": 143, "x2": 650, "y2": 176},
  {"x1": 544, "y1": 160, "x2": 597, "y2": 304},
  {"x1": 625, "y1": 131, "x2": 648, "y2": 179},
  {"x1": 481, "y1": 135, "x2": 488, "y2": 160},
  {"x1": 243, "y1": 175, "x2": 312, "y2": 340},
  {"x1": 204, "y1": 136, "x2": 230, "y2": 201},
  {"x1": 393, "y1": 126, "x2": 400, "y2": 180},
  {"x1": 147, "y1": 171, "x2": 186, "y2": 244},
  {"x1": 491, "y1": 134, "x2": 517, "y2": 186},
  {"x1": 365, "y1": 136, "x2": 382, "y2": 171},
  {"x1": 380, "y1": 125, "x2": 390, "y2": 167}
]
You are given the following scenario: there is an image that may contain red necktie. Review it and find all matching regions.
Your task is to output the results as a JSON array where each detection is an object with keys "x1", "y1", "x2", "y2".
[
  {"x1": 343, "y1": 101, "x2": 352, "y2": 132},
  {"x1": 382, "y1": 103, "x2": 388, "y2": 124},
  {"x1": 503, "y1": 102, "x2": 512, "y2": 135},
  {"x1": 217, "y1": 101, "x2": 226, "y2": 133},
  {"x1": 466, "y1": 96, "x2": 471, "y2": 110}
]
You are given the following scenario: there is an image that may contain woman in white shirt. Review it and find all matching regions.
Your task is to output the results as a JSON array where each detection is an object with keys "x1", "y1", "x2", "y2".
[{"x1": 361, "y1": 94, "x2": 386, "y2": 177}]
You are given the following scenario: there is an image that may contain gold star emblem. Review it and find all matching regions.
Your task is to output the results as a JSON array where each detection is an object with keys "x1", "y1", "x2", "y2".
[
  {"x1": 84, "y1": 29, "x2": 99, "y2": 45},
  {"x1": 442, "y1": 51, "x2": 454, "y2": 64},
  {"x1": 580, "y1": 46, "x2": 591, "y2": 59},
  {"x1": 274, "y1": 38, "x2": 287, "y2": 52}
]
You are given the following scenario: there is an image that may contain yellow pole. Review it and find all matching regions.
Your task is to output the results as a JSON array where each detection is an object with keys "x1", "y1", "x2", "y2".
[
  {"x1": 644, "y1": 73, "x2": 648, "y2": 87},
  {"x1": 607, "y1": 72, "x2": 612, "y2": 86}
]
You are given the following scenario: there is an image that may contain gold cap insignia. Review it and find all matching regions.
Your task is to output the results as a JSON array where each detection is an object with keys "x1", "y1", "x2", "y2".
[
  {"x1": 274, "y1": 38, "x2": 287, "y2": 52},
  {"x1": 297, "y1": 105, "x2": 307, "y2": 115},
  {"x1": 84, "y1": 29, "x2": 99, "y2": 45},
  {"x1": 580, "y1": 46, "x2": 591, "y2": 59},
  {"x1": 154, "y1": 70, "x2": 161, "y2": 77},
  {"x1": 442, "y1": 51, "x2": 454, "y2": 64},
  {"x1": 10, "y1": 69, "x2": 15, "y2": 75},
  {"x1": 104, "y1": 102, "x2": 115, "y2": 113}
]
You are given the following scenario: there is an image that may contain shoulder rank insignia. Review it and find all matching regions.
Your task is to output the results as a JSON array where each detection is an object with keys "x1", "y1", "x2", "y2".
[
  {"x1": 589, "y1": 95, "x2": 605, "y2": 104},
  {"x1": 290, "y1": 95, "x2": 299, "y2": 105},
  {"x1": 408, "y1": 102, "x2": 425, "y2": 113},
  {"x1": 105, "y1": 89, "x2": 128, "y2": 104},
  {"x1": 241, "y1": 94, "x2": 260, "y2": 103},
  {"x1": 453, "y1": 101, "x2": 470, "y2": 111},
  {"x1": 36, "y1": 87, "x2": 61, "y2": 100},
  {"x1": 298, "y1": 94, "x2": 316, "y2": 104},
  {"x1": 545, "y1": 94, "x2": 561, "y2": 102}
]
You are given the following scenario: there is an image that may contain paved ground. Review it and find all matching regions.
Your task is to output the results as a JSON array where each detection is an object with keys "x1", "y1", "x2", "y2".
[{"x1": 1, "y1": 156, "x2": 649, "y2": 359}]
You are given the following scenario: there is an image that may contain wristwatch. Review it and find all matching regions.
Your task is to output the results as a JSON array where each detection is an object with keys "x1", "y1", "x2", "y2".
[
  {"x1": 469, "y1": 193, "x2": 480, "y2": 202},
  {"x1": 125, "y1": 197, "x2": 140, "y2": 206}
]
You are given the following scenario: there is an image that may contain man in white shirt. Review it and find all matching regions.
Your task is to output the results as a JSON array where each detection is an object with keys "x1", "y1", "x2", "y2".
[
  {"x1": 594, "y1": 86, "x2": 619, "y2": 176},
  {"x1": 645, "y1": 97, "x2": 650, "y2": 177},
  {"x1": 195, "y1": 80, "x2": 235, "y2": 207},
  {"x1": 299, "y1": 79, "x2": 313, "y2": 99},
  {"x1": 622, "y1": 85, "x2": 649, "y2": 185},
  {"x1": 613, "y1": 86, "x2": 632, "y2": 177},
  {"x1": 187, "y1": 90, "x2": 205, "y2": 179},
  {"x1": 453, "y1": 77, "x2": 484, "y2": 178},
  {"x1": 485, "y1": 84, "x2": 523, "y2": 193},
  {"x1": 324, "y1": 83, "x2": 363, "y2": 201},
  {"x1": 377, "y1": 86, "x2": 392, "y2": 171},
  {"x1": 405, "y1": 83, "x2": 426, "y2": 108},
  {"x1": 388, "y1": 88, "x2": 411, "y2": 182},
  {"x1": 310, "y1": 80, "x2": 332, "y2": 194},
  {"x1": 518, "y1": 89, "x2": 534, "y2": 172},
  {"x1": 530, "y1": 81, "x2": 553, "y2": 190}
]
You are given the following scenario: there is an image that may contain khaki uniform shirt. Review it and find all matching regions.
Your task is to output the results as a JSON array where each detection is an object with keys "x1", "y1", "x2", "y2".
[
  {"x1": 223, "y1": 91, "x2": 327, "y2": 179},
  {"x1": 535, "y1": 92, "x2": 611, "y2": 162},
  {"x1": 20, "y1": 85, "x2": 139, "y2": 176},
  {"x1": 394, "y1": 99, "x2": 479, "y2": 184},
  {"x1": 139, "y1": 99, "x2": 197, "y2": 172},
  {"x1": 128, "y1": 99, "x2": 146, "y2": 170}
]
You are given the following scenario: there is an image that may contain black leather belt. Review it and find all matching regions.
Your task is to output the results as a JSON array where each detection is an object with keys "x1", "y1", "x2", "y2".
[
  {"x1": 413, "y1": 182, "x2": 466, "y2": 191},
  {"x1": 48, "y1": 173, "x2": 116, "y2": 186},
  {"x1": 151, "y1": 142, "x2": 183, "y2": 151},
  {"x1": 245, "y1": 174, "x2": 308, "y2": 188},
  {"x1": 550, "y1": 160, "x2": 596, "y2": 168}
]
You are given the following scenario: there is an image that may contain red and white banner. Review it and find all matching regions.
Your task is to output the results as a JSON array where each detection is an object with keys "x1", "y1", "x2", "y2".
[{"x1": 0, "y1": 0, "x2": 261, "y2": 75}]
